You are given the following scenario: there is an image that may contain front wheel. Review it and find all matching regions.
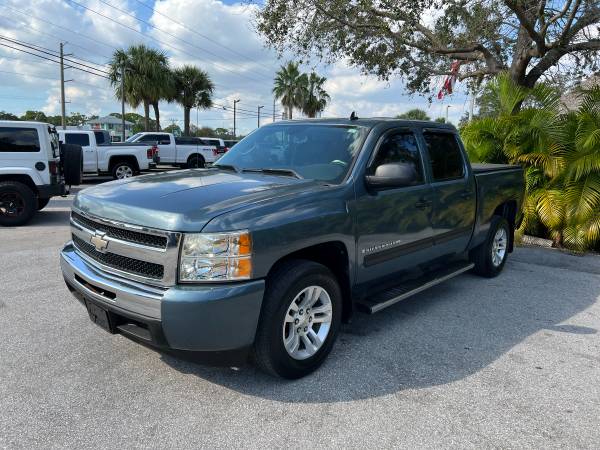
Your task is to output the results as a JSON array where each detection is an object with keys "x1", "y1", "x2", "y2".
[
  {"x1": 253, "y1": 260, "x2": 342, "y2": 379},
  {"x1": 470, "y1": 216, "x2": 510, "y2": 277}
]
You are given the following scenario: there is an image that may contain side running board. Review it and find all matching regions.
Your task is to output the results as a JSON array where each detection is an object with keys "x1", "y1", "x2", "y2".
[{"x1": 357, "y1": 261, "x2": 475, "y2": 314}]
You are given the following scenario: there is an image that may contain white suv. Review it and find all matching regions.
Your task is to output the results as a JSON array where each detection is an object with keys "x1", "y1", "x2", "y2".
[{"x1": 0, "y1": 121, "x2": 82, "y2": 226}]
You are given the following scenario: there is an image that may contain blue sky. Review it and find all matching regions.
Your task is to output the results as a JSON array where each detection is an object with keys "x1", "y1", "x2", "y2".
[{"x1": 0, "y1": 0, "x2": 470, "y2": 134}]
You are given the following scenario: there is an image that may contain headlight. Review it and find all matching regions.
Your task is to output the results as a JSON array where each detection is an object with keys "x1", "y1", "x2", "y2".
[{"x1": 179, "y1": 231, "x2": 252, "y2": 282}]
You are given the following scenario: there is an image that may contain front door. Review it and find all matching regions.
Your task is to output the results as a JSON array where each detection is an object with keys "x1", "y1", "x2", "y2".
[
  {"x1": 421, "y1": 130, "x2": 476, "y2": 256},
  {"x1": 355, "y1": 129, "x2": 434, "y2": 285}
]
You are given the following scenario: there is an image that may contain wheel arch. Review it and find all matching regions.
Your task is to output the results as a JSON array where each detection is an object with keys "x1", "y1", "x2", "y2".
[
  {"x1": 493, "y1": 200, "x2": 518, "y2": 252},
  {"x1": 0, "y1": 174, "x2": 39, "y2": 196},
  {"x1": 265, "y1": 241, "x2": 353, "y2": 323},
  {"x1": 108, "y1": 155, "x2": 140, "y2": 172}
]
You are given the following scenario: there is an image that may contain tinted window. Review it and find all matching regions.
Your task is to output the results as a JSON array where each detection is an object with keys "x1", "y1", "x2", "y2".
[
  {"x1": 175, "y1": 137, "x2": 198, "y2": 145},
  {"x1": 0, "y1": 127, "x2": 40, "y2": 152},
  {"x1": 217, "y1": 124, "x2": 368, "y2": 183},
  {"x1": 424, "y1": 132, "x2": 464, "y2": 181},
  {"x1": 138, "y1": 134, "x2": 168, "y2": 144},
  {"x1": 370, "y1": 132, "x2": 423, "y2": 183},
  {"x1": 65, "y1": 133, "x2": 90, "y2": 147},
  {"x1": 94, "y1": 131, "x2": 108, "y2": 144}
]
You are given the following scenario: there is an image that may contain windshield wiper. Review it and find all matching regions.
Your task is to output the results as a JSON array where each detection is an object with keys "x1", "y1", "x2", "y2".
[
  {"x1": 241, "y1": 168, "x2": 303, "y2": 179},
  {"x1": 213, "y1": 163, "x2": 239, "y2": 173}
]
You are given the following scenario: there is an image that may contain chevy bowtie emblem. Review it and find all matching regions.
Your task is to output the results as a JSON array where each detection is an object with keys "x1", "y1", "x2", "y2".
[{"x1": 90, "y1": 232, "x2": 109, "y2": 253}]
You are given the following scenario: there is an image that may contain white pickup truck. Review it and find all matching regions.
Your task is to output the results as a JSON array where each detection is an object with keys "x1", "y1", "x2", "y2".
[
  {"x1": 58, "y1": 130, "x2": 158, "y2": 179},
  {"x1": 124, "y1": 132, "x2": 224, "y2": 168}
]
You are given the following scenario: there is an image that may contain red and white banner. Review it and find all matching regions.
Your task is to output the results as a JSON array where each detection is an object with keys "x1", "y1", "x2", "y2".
[{"x1": 437, "y1": 61, "x2": 461, "y2": 100}]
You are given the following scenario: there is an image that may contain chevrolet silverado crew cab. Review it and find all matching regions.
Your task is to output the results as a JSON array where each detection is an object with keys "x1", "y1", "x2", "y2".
[
  {"x1": 1, "y1": 121, "x2": 81, "y2": 226},
  {"x1": 58, "y1": 130, "x2": 158, "y2": 179},
  {"x1": 123, "y1": 132, "x2": 220, "y2": 168},
  {"x1": 60, "y1": 118, "x2": 524, "y2": 379}
]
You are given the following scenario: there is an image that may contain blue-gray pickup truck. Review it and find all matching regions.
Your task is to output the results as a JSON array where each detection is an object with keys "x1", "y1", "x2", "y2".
[{"x1": 60, "y1": 118, "x2": 524, "y2": 378}]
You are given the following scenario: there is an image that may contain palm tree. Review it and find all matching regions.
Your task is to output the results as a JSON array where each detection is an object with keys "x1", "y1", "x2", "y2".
[
  {"x1": 461, "y1": 72, "x2": 600, "y2": 251},
  {"x1": 273, "y1": 62, "x2": 304, "y2": 119},
  {"x1": 301, "y1": 72, "x2": 330, "y2": 118},
  {"x1": 108, "y1": 45, "x2": 171, "y2": 131},
  {"x1": 171, "y1": 65, "x2": 214, "y2": 135}
]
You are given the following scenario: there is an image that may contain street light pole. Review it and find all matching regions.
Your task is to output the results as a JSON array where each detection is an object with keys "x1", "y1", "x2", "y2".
[
  {"x1": 272, "y1": 97, "x2": 276, "y2": 122},
  {"x1": 233, "y1": 99, "x2": 240, "y2": 138},
  {"x1": 60, "y1": 43, "x2": 66, "y2": 130},
  {"x1": 445, "y1": 105, "x2": 451, "y2": 123},
  {"x1": 258, "y1": 105, "x2": 264, "y2": 128}
]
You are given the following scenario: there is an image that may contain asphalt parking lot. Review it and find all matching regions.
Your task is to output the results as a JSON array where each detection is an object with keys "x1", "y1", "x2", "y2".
[{"x1": 1, "y1": 181, "x2": 599, "y2": 448}]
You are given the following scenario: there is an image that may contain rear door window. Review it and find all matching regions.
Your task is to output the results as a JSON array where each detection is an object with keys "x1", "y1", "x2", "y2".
[
  {"x1": 423, "y1": 132, "x2": 465, "y2": 181},
  {"x1": 0, "y1": 127, "x2": 40, "y2": 152},
  {"x1": 65, "y1": 133, "x2": 90, "y2": 147}
]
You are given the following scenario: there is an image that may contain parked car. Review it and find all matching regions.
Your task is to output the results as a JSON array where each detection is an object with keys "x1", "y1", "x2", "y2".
[
  {"x1": 224, "y1": 139, "x2": 239, "y2": 148},
  {"x1": 58, "y1": 130, "x2": 158, "y2": 180},
  {"x1": 123, "y1": 132, "x2": 219, "y2": 168},
  {"x1": 60, "y1": 118, "x2": 524, "y2": 379},
  {"x1": 1, "y1": 120, "x2": 81, "y2": 226},
  {"x1": 198, "y1": 137, "x2": 228, "y2": 156}
]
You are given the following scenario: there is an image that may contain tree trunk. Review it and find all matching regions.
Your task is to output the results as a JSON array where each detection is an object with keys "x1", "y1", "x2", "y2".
[
  {"x1": 152, "y1": 101, "x2": 161, "y2": 131},
  {"x1": 184, "y1": 107, "x2": 191, "y2": 136},
  {"x1": 143, "y1": 100, "x2": 150, "y2": 132},
  {"x1": 288, "y1": 105, "x2": 292, "y2": 120}
]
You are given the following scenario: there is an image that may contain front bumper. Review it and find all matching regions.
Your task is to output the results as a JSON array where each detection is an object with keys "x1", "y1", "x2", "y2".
[{"x1": 60, "y1": 242, "x2": 265, "y2": 352}]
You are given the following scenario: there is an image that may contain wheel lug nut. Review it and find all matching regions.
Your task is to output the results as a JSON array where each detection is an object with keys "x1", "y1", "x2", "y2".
[
  {"x1": 309, "y1": 317, "x2": 312, "y2": 322},
  {"x1": 299, "y1": 309, "x2": 303, "y2": 315},
  {"x1": 294, "y1": 319, "x2": 299, "y2": 324},
  {"x1": 297, "y1": 327, "x2": 301, "y2": 333},
  {"x1": 304, "y1": 327, "x2": 308, "y2": 332}
]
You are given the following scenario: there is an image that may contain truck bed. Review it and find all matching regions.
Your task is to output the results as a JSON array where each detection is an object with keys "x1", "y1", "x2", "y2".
[{"x1": 471, "y1": 163, "x2": 521, "y2": 174}]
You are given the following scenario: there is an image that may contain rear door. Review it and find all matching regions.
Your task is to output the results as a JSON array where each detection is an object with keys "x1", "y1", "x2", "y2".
[
  {"x1": 355, "y1": 128, "x2": 435, "y2": 284},
  {"x1": 421, "y1": 130, "x2": 476, "y2": 256},
  {"x1": 138, "y1": 133, "x2": 174, "y2": 162},
  {"x1": 65, "y1": 132, "x2": 95, "y2": 172}
]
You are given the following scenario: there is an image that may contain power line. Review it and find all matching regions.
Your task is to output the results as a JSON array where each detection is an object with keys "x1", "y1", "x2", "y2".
[
  {"x1": 132, "y1": 0, "x2": 274, "y2": 79},
  {"x1": 0, "y1": 37, "x2": 110, "y2": 79},
  {"x1": 65, "y1": 0, "x2": 266, "y2": 84}
]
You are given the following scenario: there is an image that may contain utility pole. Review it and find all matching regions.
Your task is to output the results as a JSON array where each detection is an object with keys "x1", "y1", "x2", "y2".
[
  {"x1": 257, "y1": 105, "x2": 264, "y2": 128},
  {"x1": 233, "y1": 99, "x2": 240, "y2": 138},
  {"x1": 469, "y1": 94, "x2": 475, "y2": 122},
  {"x1": 60, "y1": 43, "x2": 66, "y2": 130},
  {"x1": 445, "y1": 105, "x2": 451, "y2": 123},
  {"x1": 120, "y1": 65, "x2": 126, "y2": 141},
  {"x1": 272, "y1": 98, "x2": 276, "y2": 122}
]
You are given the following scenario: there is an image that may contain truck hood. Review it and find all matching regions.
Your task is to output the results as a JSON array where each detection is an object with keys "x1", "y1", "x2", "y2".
[{"x1": 73, "y1": 169, "x2": 323, "y2": 231}]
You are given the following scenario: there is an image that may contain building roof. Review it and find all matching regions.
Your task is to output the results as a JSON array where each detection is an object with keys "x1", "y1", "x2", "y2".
[{"x1": 86, "y1": 115, "x2": 134, "y2": 125}]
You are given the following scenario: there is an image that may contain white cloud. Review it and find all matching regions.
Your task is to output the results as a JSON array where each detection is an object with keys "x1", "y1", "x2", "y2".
[{"x1": 0, "y1": 0, "x2": 469, "y2": 131}]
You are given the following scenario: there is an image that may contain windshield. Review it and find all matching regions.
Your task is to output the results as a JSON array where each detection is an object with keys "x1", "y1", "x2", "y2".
[
  {"x1": 125, "y1": 133, "x2": 141, "y2": 143},
  {"x1": 216, "y1": 124, "x2": 368, "y2": 183}
]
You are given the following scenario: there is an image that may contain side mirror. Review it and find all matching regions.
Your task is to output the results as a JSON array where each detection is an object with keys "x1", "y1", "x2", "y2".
[{"x1": 365, "y1": 163, "x2": 418, "y2": 189}]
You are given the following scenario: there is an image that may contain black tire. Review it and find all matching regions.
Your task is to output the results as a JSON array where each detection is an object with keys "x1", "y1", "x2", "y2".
[
  {"x1": 470, "y1": 216, "x2": 510, "y2": 277},
  {"x1": 187, "y1": 154, "x2": 205, "y2": 169},
  {"x1": 37, "y1": 197, "x2": 50, "y2": 211},
  {"x1": 253, "y1": 259, "x2": 342, "y2": 379},
  {"x1": 0, "y1": 181, "x2": 37, "y2": 226},
  {"x1": 111, "y1": 160, "x2": 137, "y2": 180},
  {"x1": 61, "y1": 143, "x2": 83, "y2": 185}
]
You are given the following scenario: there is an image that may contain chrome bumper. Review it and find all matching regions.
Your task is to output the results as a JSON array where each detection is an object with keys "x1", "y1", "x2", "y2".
[{"x1": 60, "y1": 242, "x2": 165, "y2": 319}]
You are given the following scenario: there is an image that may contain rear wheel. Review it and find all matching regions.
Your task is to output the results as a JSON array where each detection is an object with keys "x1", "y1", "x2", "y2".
[
  {"x1": 111, "y1": 161, "x2": 137, "y2": 180},
  {"x1": 471, "y1": 216, "x2": 510, "y2": 277},
  {"x1": 0, "y1": 182, "x2": 37, "y2": 226},
  {"x1": 187, "y1": 154, "x2": 205, "y2": 169},
  {"x1": 253, "y1": 260, "x2": 342, "y2": 379}
]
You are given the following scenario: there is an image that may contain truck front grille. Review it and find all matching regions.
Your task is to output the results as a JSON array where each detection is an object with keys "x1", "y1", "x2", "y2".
[
  {"x1": 72, "y1": 234, "x2": 165, "y2": 279},
  {"x1": 71, "y1": 212, "x2": 168, "y2": 249}
]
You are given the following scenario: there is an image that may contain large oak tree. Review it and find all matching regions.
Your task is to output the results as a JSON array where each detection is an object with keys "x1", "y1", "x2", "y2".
[{"x1": 256, "y1": 0, "x2": 600, "y2": 93}]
